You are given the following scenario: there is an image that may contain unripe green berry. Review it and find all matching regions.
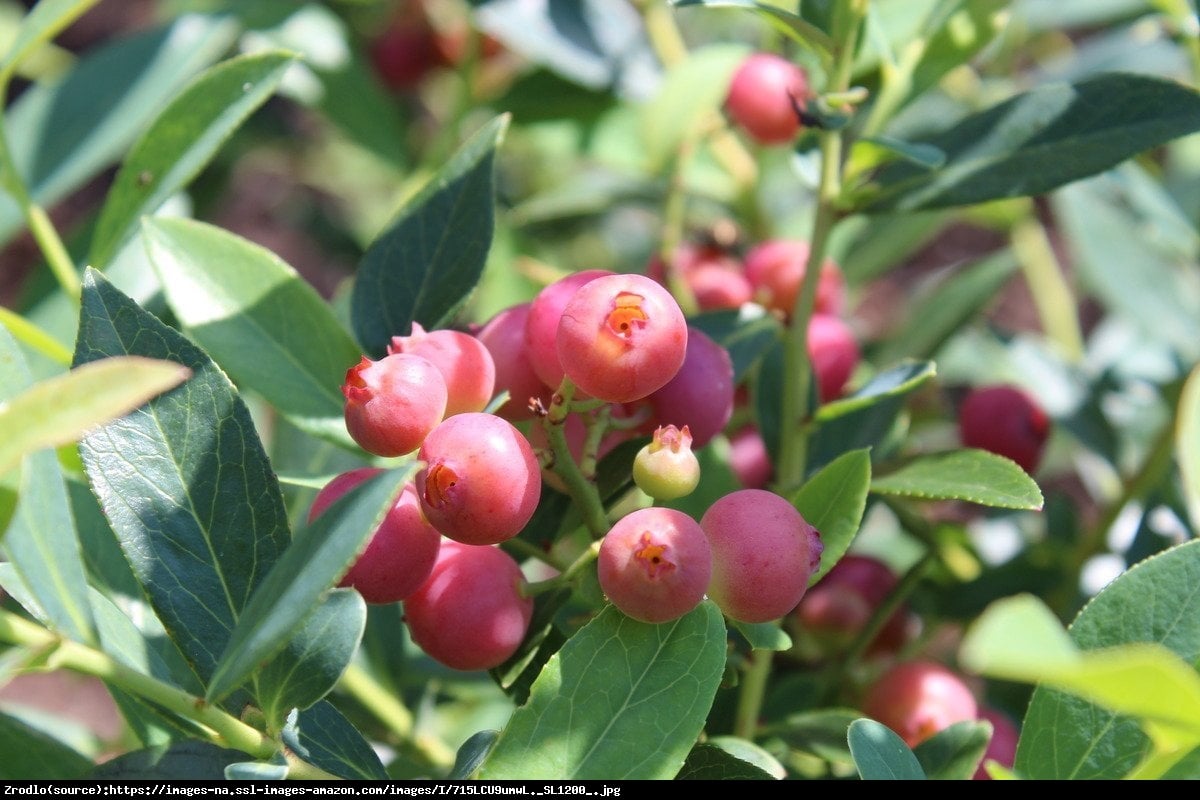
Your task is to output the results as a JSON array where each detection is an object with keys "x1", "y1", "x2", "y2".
[{"x1": 632, "y1": 425, "x2": 700, "y2": 500}]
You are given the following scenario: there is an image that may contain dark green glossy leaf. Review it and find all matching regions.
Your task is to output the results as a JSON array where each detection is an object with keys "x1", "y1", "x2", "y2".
[
  {"x1": 0, "y1": 710, "x2": 96, "y2": 779},
  {"x1": 672, "y1": 0, "x2": 834, "y2": 62},
  {"x1": 281, "y1": 701, "x2": 388, "y2": 780},
  {"x1": 74, "y1": 269, "x2": 291, "y2": 685},
  {"x1": 0, "y1": 326, "x2": 95, "y2": 644},
  {"x1": 792, "y1": 448, "x2": 871, "y2": 585},
  {"x1": 490, "y1": 587, "x2": 572, "y2": 706},
  {"x1": 1017, "y1": 540, "x2": 1200, "y2": 779},
  {"x1": 848, "y1": 718, "x2": 926, "y2": 780},
  {"x1": 0, "y1": 16, "x2": 238, "y2": 246},
  {"x1": 871, "y1": 449, "x2": 1044, "y2": 510},
  {"x1": 451, "y1": 730, "x2": 501, "y2": 779},
  {"x1": 0, "y1": 0, "x2": 99, "y2": 86},
  {"x1": 258, "y1": 589, "x2": 367, "y2": 728},
  {"x1": 775, "y1": 708, "x2": 859, "y2": 764},
  {"x1": 912, "y1": 720, "x2": 991, "y2": 780},
  {"x1": 206, "y1": 467, "x2": 411, "y2": 703},
  {"x1": 89, "y1": 51, "x2": 297, "y2": 268},
  {"x1": 677, "y1": 742, "x2": 777, "y2": 780},
  {"x1": 352, "y1": 115, "x2": 508, "y2": 357},
  {"x1": 480, "y1": 602, "x2": 726, "y2": 779},
  {"x1": 143, "y1": 217, "x2": 360, "y2": 445},
  {"x1": 864, "y1": 74, "x2": 1200, "y2": 212},
  {"x1": 90, "y1": 741, "x2": 243, "y2": 779}
]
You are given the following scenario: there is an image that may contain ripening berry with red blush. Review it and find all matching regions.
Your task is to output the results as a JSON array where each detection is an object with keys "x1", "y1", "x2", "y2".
[
  {"x1": 645, "y1": 327, "x2": 734, "y2": 449},
  {"x1": 388, "y1": 323, "x2": 496, "y2": 418},
  {"x1": 633, "y1": 425, "x2": 701, "y2": 500},
  {"x1": 974, "y1": 707, "x2": 1020, "y2": 779},
  {"x1": 743, "y1": 239, "x2": 846, "y2": 318},
  {"x1": 700, "y1": 489, "x2": 823, "y2": 623},
  {"x1": 809, "y1": 314, "x2": 860, "y2": 403},
  {"x1": 525, "y1": 270, "x2": 613, "y2": 390},
  {"x1": 343, "y1": 354, "x2": 447, "y2": 457},
  {"x1": 416, "y1": 413, "x2": 541, "y2": 545},
  {"x1": 862, "y1": 661, "x2": 979, "y2": 748},
  {"x1": 725, "y1": 53, "x2": 810, "y2": 145},
  {"x1": 556, "y1": 273, "x2": 688, "y2": 403},
  {"x1": 647, "y1": 243, "x2": 752, "y2": 312},
  {"x1": 309, "y1": 469, "x2": 441, "y2": 604},
  {"x1": 729, "y1": 425, "x2": 773, "y2": 489},
  {"x1": 476, "y1": 303, "x2": 549, "y2": 421},
  {"x1": 404, "y1": 542, "x2": 533, "y2": 671},
  {"x1": 793, "y1": 554, "x2": 909, "y2": 656},
  {"x1": 598, "y1": 507, "x2": 712, "y2": 623},
  {"x1": 958, "y1": 385, "x2": 1050, "y2": 474}
]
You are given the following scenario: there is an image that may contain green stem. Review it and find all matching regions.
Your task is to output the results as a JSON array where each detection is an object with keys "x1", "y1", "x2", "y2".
[
  {"x1": 733, "y1": 648, "x2": 773, "y2": 739},
  {"x1": 1011, "y1": 215, "x2": 1084, "y2": 362},
  {"x1": 504, "y1": 537, "x2": 568, "y2": 571},
  {"x1": 338, "y1": 663, "x2": 455, "y2": 771},
  {"x1": 524, "y1": 540, "x2": 602, "y2": 598},
  {"x1": 543, "y1": 378, "x2": 611, "y2": 538},
  {"x1": 0, "y1": 610, "x2": 339, "y2": 779}
]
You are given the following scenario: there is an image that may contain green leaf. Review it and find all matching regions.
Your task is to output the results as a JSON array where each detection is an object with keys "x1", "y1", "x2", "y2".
[
  {"x1": 313, "y1": 52, "x2": 408, "y2": 167},
  {"x1": 351, "y1": 115, "x2": 508, "y2": 357},
  {"x1": 451, "y1": 730, "x2": 500, "y2": 779},
  {"x1": 142, "y1": 217, "x2": 360, "y2": 445},
  {"x1": 912, "y1": 720, "x2": 992, "y2": 780},
  {"x1": 281, "y1": 701, "x2": 388, "y2": 780},
  {"x1": 0, "y1": 356, "x2": 190, "y2": 476},
  {"x1": 0, "y1": 709, "x2": 95, "y2": 779},
  {"x1": 730, "y1": 620, "x2": 793, "y2": 652},
  {"x1": 853, "y1": 136, "x2": 946, "y2": 171},
  {"x1": 905, "y1": 0, "x2": 1007, "y2": 109},
  {"x1": 871, "y1": 449, "x2": 1044, "y2": 510},
  {"x1": 1161, "y1": 746, "x2": 1200, "y2": 779},
  {"x1": 1180, "y1": 364, "x2": 1200, "y2": 533},
  {"x1": 90, "y1": 742, "x2": 243, "y2": 779},
  {"x1": 0, "y1": 326, "x2": 95, "y2": 643},
  {"x1": 258, "y1": 589, "x2": 366, "y2": 728},
  {"x1": 0, "y1": 0, "x2": 98, "y2": 87},
  {"x1": 74, "y1": 269, "x2": 292, "y2": 685},
  {"x1": 672, "y1": 0, "x2": 834, "y2": 64},
  {"x1": 480, "y1": 602, "x2": 727, "y2": 779},
  {"x1": 848, "y1": 718, "x2": 926, "y2": 780},
  {"x1": 863, "y1": 74, "x2": 1200, "y2": 212},
  {"x1": 875, "y1": 250, "x2": 1018, "y2": 364},
  {"x1": 677, "y1": 742, "x2": 778, "y2": 780},
  {"x1": 0, "y1": 16, "x2": 238, "y2": 246},
  {"x1": 664, "y1": 435, "x2": 742, "y2": 520},
  {"x1": 793, "y1": 448, "x2": 872, "y2": 585},
  {"x1": 88, "y1": 51, "x2": 298, "y2": 268},
  {"x1": 689, "y1": 309, "x2": 781, "y2": 383},
  {"x1": 775, "y1": 707, "x2": 861, "y2": 764},
  {"x1": 490, "y1": 587, "x2": 572, "y2": 706},
  {"x1": 225, "y1": 760, "x2": 288, "y2": 780},
  {"x1": 640, "y1": 43, "x2": 750, "y2": 172},
  {"x1": 206, "y1": 467, "x2": 411, "y2": 704}
]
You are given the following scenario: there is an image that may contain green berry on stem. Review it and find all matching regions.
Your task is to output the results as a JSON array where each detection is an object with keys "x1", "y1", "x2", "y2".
[{"x1": 632, "y1": 424, "x2": 700, "y2": 500}]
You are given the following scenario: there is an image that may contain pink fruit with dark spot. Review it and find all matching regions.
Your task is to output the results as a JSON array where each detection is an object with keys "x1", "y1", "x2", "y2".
[
  {"x1": 700, "y1": 489, "x2": 823, "y2": 623},
  {"x1": 556, "y1": 273, "x2": 688, "y2": 403},
  {"x1": 342, "y1": 353, "x2": 447, "y2": 457},
  {"x1": 388, "y1": 323, "x2": 496, "y2": 417},
  {"x1": 598, "y1": 507, "x2": 712, "y2": 623},
  {"x1": 725, "y1": 53, "x2": 810, "y2": 145},
  {"x1": 959, "y1": 385, "x2": 1050, "y2": 474},
  {"x1": 309, "y1": 469, "x2": 441, "y2": 604},
  {"x1": 862, "y1": 661, "x2": 979, "y2": 748},
  {"x1": 416, "y1": 413, "x2": 541, "y2": 545}
]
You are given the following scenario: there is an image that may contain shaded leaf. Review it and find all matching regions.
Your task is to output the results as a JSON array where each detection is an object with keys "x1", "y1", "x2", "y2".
[
  {"x1": 206, "y1": 467, "x2": 411, "y2": 704},
  {"x1": 775, "y1": 708, "x2": 862, "y2": 764},
  {"x1": 677, "y1": 742, "x2": 777, "y2": 780},
  {"x1": 871, "y1": 449, "x2": 1044, "y2": 510},
  {"x1": 912, "y1": 720, "x2": 992, "y2": 780},
  {"x1": 74, "y1": 269, "x2": 291, "y2": 684},
  {"x1": 143, "y1": 217, "x2": 359, "y2": 445},
  {"x1": 490, "y1": 587, "x2": 572, "y2": 706},
  {"x1": 480, "y1": 602, "x2": 726, "y2": 779},
  {"x1": 352, "y1": 115, "x2": 508, "y2": 357},
  {"x1": 864, "y1": 74, "x2": 1200, "y2": 212},
  {"x1": 451, "y1": 730, "x2": 500, "y2": 779},
  {"x1": 90, "y1": 741, "x2": 243, "y2": 779},
  {"x1": 688, "y1": 308, "x2": 781, "y2": 383},
  {"x1": 848, "y1": 718, "x2": 926, "y2": 780},
  {"x1": 0, "y1": 710, "x2": 97, "y2": 779},
  {"x1": 281, "y1": 701, "x2": 388, "y2": 780},
  {"x1": 793, "y1": 448, "x2": 871, "y2": 585},
  {"x1": 89, "y1": 51, "x2": 298, "y2": 267}
]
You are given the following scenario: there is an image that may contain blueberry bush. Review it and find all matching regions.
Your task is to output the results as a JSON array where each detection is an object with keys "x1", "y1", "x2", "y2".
[{"x1": 2, "y1": 0, "x2": 1200, "y2": 781}]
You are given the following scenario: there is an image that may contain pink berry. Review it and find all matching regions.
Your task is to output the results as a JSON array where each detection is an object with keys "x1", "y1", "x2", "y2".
[
  {"x1": 743, "y1": 239, "x2": 846, "y2": 319},
  {"x1": 729, "y1": 425, "x2": 772, "y2": 489},
  {"x1": 404, "y1": 542, "x2": 533, "y2": 671},
  {"x1": 342, "y1": 353, "x2": 447, "y2": 457},
  {"x1": 959, "y1": 385, "x2": 1050, "y2": 474},
  {"x1": 388, "y1": 323, "x2": 496, "y2": 418},
  {"x1": 476, "y1": 303, "x2": 549, "y2": 421},
  {"x1": 309, "y1": 469, "x2": 441, "y2": 604},
  {"x1": 647, "y1": 243, "x2": 752, "y2": 312},
  {"x1": 632, "y1": 425, "x2": 701, "y2": 500},
  {"x1": 645, "y1": 327, "x2": 734, "y2": 449},
  {"x1": 793, "y1": 554, "x2": 909, "y2": 656},
  {"x1": 416, "y1": 413, "x2": 541, "y2": 545},
  {"x1": 809, "y1": 314, "x2": 859, "y2": 403},
  {"x1": 556, "y1": 273, "x2": 688, "y2": 403},
  {"x1": 525, "y1": 270, "x2": 613, "y2": 390},
  {"x1": 725, "y1": 53, "x2": 809, "y2": 145},
  {"x1": 862, "y1": 661, "x2": 979, "y2": 748},
  {"x1": 974, "y1": 707, "x2": 1020, "y2": 780},
  {"x1": 700, "y1": 489, "x2": 823, "y2": 623},
  {"x1": 598, "y1": 507, "x2": 712, "y2": 624}
]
